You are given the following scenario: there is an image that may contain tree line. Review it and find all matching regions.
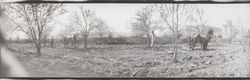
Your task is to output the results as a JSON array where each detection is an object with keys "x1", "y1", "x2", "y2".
[{"x1": 1, "y1": 3, "x2": 248, "y2": 59}]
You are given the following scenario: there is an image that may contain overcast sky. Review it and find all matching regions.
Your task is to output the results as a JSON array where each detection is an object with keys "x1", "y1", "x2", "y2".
[{"x1": 7, "y1": 3, "x2": 250, "y2": 39}]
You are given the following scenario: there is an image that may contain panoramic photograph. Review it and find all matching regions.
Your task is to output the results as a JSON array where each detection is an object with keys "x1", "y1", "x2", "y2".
[{"x1": 0, "y1": 3, "x2": 250, "y2": 77}]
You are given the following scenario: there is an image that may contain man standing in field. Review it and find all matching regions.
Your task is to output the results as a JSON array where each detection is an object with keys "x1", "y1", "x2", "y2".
[{"x1": 150, "y1": 30, "x2": 156, "y2": 48}]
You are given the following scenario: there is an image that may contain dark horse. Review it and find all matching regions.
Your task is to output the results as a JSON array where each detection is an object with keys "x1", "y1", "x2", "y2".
[{"x1": 189, "y1": 29, "x2": 214, "y2": 51}]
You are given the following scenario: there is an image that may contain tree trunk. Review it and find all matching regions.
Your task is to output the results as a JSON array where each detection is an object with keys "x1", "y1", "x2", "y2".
[
  {"x1": 172, "y1": 37, "x2": 177, "y2": 61},
  {"x1": 150, "y1": 31, "x2": 156, "y2": 48},
  {"x1": 84, "y1": 35, "x2": 88, "y2": 49},
  {"x1": 150, "y1": 37, "x2": 154, "y2": 48},
  {"x1": 37, "y1": 46, "x2": 41, "y2": 56},
  {"x1": 35, "y1": 42, "x2": 42, "y2": 57},
  {"x1": 172, "y1": 33, "x2": 178, "y2": 61},
  {"x1": 146, "y1": 34, "x2": 151, "y2": 48},
  {"x1": 84, "y1": 39, "x2": 87, "y2": 49},
  {"x1": 203, "y1": 42, "x2": 208, "y2": 50}
]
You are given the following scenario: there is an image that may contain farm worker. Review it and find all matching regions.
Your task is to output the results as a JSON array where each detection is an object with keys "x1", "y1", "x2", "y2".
[{"x1": 150, "y1": 30, "x2": 156, "y2": 47}]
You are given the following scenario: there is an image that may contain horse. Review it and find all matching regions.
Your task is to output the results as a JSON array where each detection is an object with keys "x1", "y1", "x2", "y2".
[
  {"x1": 188, "y1": 29, "x2": 214, "y2": 51},
  {"x1": 63, "y1": 34, "x2": 79, "y2": 49}
]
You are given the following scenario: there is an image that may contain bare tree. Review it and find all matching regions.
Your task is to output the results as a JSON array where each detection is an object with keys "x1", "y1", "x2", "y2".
[
  {"x1": 240, "y1": 28, "x2": 247, "y2": 52},
  {"x1": 157, "y1": 4, "x2": 195, "y2": 61},
  {"x1": 73, "y1": 6, "x2": 100, "y2": 49},
  {"x1": 94, "y1": 19, "x2": 110, "y2": 44},
  {"x1": 237, "y1": 21, "x2": 249, "y2": 52},
  {"x1": 8, "y1": 4, "x2": 64, "y2": 56},
  {"x1": 42, "y1": 27, "x2": 53, "y2": 47},
  {"x1": 190, "y1": 7, "x2": 209, "y2": 35},
  {"x1": 131, "y1": 6, "x2": 162, "y2": 48},
  {"x1": 223, "y1": 20, "x2": 239, "y2": 44}
]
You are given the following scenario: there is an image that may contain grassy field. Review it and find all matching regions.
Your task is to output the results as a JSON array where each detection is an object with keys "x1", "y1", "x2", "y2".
[{"x1": 6, "y1": 42, "x2": 250, "y2": 77}]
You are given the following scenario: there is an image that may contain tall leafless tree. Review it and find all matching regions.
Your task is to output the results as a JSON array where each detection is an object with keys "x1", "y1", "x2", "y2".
[
  {"x1": 223, "y1": 20, "x2": 239, "y2": 44},
  {"x1": 131, "y1": 6, "x2": 162, "y2": 48},
  {"x1": 94, "y1": 19, "x2": 110, "y2": 44},
  {"x1": 7, "y1": 4, "x2": 65, "y2": 56},
  {"x1": 240, "y1": 28, "x2": 247, "y2": 52},
  {"x1": 73, "y1": 6, "x2": 101, "y2": 49},
  {"x1": 191, "y1": 7, "x2": 209, "y2": 35},
  {"x1": 157, "y1": 4, "x2": 195, "y2": 61},
  {"x1": 42, "y1": 26, "x2": 53, "y2": 47}
]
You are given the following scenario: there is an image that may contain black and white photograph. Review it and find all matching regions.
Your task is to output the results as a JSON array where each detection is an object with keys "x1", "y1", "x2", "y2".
[{"x1": 0, "y1": 2, "x2": 250, "y2": 78}]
